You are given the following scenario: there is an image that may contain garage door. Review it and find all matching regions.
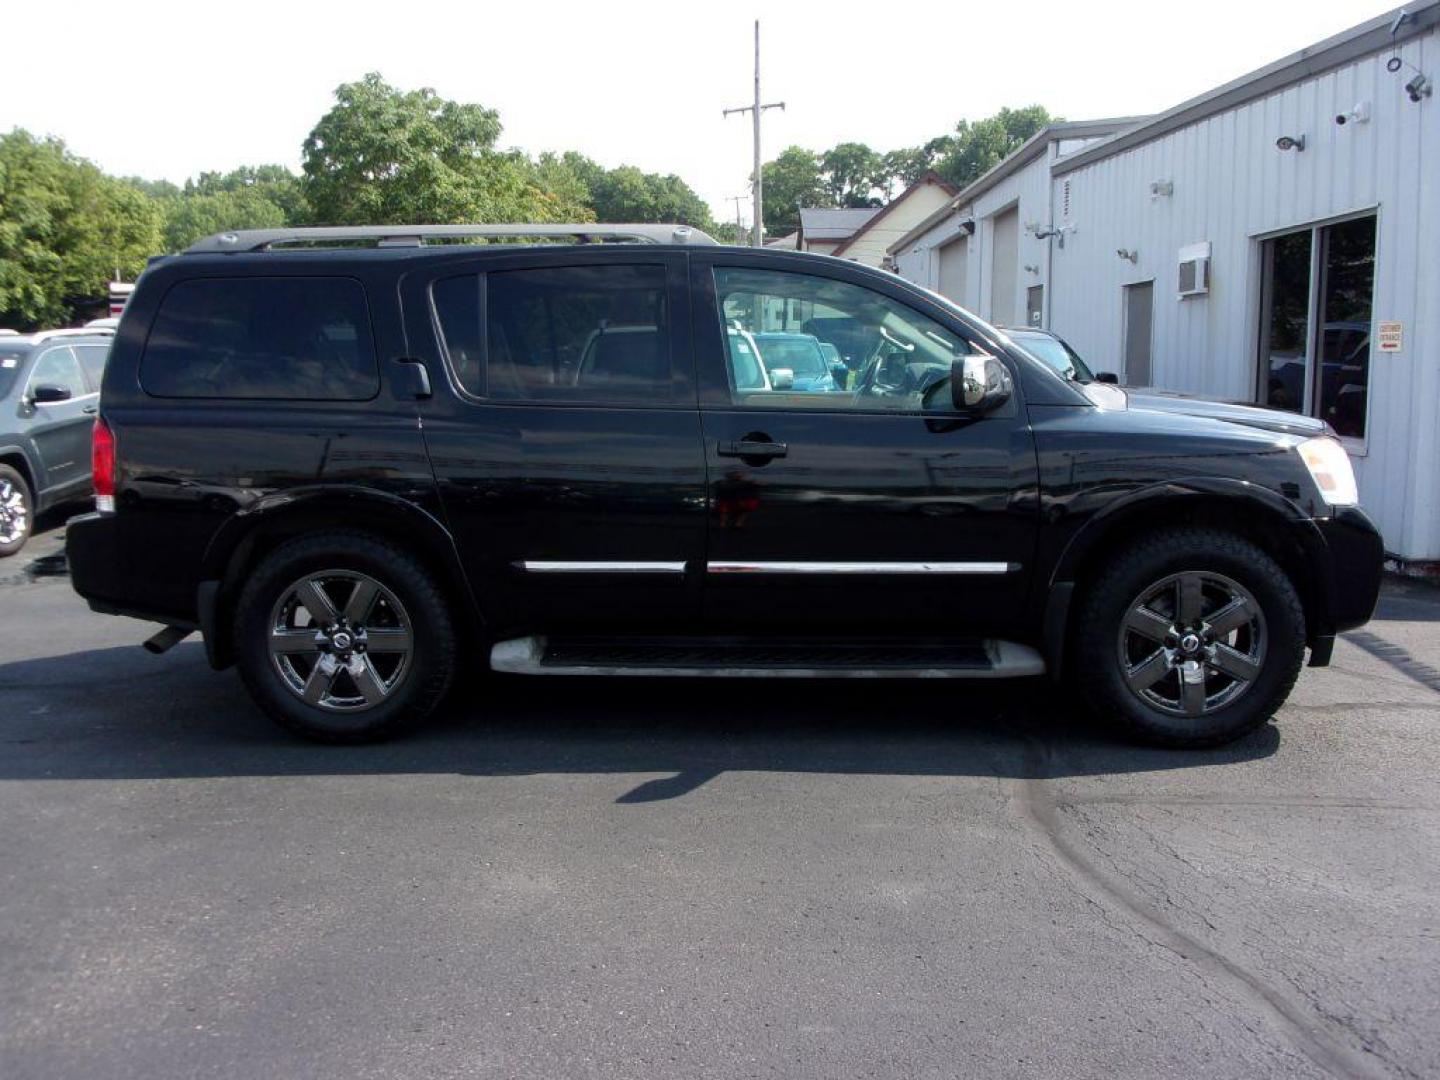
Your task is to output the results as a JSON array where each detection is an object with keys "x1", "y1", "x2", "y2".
[{"x1": 937, "y1": 237, "x2": 968, "y2": 306}]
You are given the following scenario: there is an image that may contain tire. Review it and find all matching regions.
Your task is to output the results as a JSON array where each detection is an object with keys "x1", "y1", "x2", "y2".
[
  {"x1": 0, "y1": 464, "x2": 33, "y2": 558},
  {"x1": 1075, "y1": 527, "x2": 1305, "y2": 748},
  {"x1": 233, "y1": 531, "x2": 456, "y2": 743}
]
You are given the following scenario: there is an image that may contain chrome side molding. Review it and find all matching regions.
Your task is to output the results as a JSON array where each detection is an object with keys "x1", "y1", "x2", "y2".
[
  {"x1": 515, "y1": 561, "x2": 688, "y2": 574},
  {"x1": 706, "y1": 561, "x2": 1016, "y2": 575}
]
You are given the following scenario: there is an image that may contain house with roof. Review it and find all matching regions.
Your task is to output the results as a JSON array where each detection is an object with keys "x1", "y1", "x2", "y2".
[{"x1": 795, "y1": 173, "x2": 958, "y2": 267}]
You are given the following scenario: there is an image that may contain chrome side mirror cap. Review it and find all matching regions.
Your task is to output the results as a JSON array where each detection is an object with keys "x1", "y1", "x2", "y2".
[{"x1": 951, "y1": 355, "x2": 1013, "y2": 414}]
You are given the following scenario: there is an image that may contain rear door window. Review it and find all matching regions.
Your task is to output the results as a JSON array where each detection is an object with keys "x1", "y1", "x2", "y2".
[
  {"x1": 431, "y1": 264, "x2": 672, "y2": 404},
  {"x1": 74, "y1": 343, "x2": 111, "y2": 394},
  {"x1": 141, "y1": 277, "x2": 378, "y2": 400}
]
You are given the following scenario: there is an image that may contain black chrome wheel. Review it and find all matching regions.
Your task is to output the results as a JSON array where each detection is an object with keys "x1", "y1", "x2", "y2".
[
  {"x1": 1118, "y1": 571, "x2": 1266, "y2": 718},
  {"x1": 268, "y1": 570, "x2": 414, "y2": 711}
]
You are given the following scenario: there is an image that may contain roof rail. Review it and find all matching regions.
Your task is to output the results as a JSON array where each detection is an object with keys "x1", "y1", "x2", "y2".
[
  {"x1": 186, "y1": 223, "x2": 718, "y2": 254},
  {"x1": 27, "y1": 327, "x2": 116, "y2": 343}
]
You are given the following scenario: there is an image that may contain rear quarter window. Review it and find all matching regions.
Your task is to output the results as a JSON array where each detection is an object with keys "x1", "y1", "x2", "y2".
[{"x1": 140, "y1": 276, "x2": 379, "y2": 400}]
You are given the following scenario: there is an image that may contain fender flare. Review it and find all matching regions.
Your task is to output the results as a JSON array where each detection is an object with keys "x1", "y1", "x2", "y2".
[
  {"x1": 1040, "y1": 478, "x2": 1333, "y2": 679},
  {"x1": 196, "y1": 485, "x2": 481, "y2": 669}
]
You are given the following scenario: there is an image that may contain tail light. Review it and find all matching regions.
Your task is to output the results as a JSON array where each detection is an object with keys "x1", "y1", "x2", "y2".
[{"x1": 92, "y1": 416, "x2": 116, "y2": 513}]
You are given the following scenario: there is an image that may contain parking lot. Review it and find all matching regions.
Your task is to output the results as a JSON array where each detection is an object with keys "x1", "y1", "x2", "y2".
[{"x1": 1, "y1": 518, "x2": 1437, "y2": 1080}]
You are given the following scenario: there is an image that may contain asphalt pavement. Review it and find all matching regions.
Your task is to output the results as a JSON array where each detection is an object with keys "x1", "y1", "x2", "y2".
[{"x1": 2, "y1": 518, "x2": 1437, "y2": 1079}]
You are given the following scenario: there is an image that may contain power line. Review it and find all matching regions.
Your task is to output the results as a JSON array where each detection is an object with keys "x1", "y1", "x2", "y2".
[{"x1": 723, "y1": 20, "x2": 783, "y2": 247}]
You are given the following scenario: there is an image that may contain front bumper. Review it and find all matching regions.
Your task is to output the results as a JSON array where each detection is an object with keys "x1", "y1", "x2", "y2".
[{"x1": 1303, "y1": 505, "x2": 1384, "y2": 666}]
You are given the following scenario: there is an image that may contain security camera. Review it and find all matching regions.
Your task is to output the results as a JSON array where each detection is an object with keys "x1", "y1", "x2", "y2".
[
  {"x1": 1275, "y1": 134, "x2": 1305, "y2": 151},
  {"x1": 1406, "y1": 73, "x2": 1432, "y2": 102},
  {"x1": 1335, "y1": 102, "x2": 1370, "y2": 125}
]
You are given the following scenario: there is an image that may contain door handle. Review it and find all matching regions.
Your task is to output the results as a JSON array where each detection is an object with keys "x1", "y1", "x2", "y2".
[
  {"x1": 718, "y1": 438, "x2": 787, "y2": 460},
  {"x1": 82, "y1": 404, "x2": 98, "y2": 415}
]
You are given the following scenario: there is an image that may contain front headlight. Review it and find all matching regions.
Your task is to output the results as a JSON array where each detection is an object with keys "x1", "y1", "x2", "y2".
[{"x1": 1297, "y1": 436, "x2": 1358, "y2": 506}]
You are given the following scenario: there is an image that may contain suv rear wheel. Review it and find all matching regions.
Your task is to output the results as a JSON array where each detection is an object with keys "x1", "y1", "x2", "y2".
[
  {"x1": 0, "y1": 464, "x2": 33, "y2": 558},
  {"x1": 233, "y1": 532, "x2": 456, "y2": 742},
  {"x1": 1075, "y1": 527, "x2": 1305, "y2": 747}
]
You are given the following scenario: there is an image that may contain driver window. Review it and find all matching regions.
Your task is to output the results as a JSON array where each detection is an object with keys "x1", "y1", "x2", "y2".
[
  {"x1": 28, "y1": 347, "x2": 87, "y2": 399},
  {"x1": 713, "y1": 267, "x2": 987, "y2": 411}
]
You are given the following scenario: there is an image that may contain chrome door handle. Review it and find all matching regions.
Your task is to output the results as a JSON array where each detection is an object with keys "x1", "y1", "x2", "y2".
[{"x1": 82, "y1": 404, "x2": 98, "y2": 415}]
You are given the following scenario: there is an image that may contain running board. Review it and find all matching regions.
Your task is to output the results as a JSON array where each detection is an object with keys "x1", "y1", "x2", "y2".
[{"x1": 489, "y1": 636, "x2": 1045, "y2": 679}]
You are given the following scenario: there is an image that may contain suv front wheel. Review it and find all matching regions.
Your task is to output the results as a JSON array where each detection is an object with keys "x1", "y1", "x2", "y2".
[
  {"x1": 1075, "y1": 527, "x2": 1306, "y2": 747},
  {"x1": 233, "y1": 532, "x2": 456, "y2": 742}
]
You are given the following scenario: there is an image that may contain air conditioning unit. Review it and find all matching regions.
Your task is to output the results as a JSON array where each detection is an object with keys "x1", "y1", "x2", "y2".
[{"x1": 1177, "y1": 241, "x2": 1211, "y2": 298}]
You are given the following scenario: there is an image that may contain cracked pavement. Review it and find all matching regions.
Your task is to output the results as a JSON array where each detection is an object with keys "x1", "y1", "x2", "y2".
[{"x1": 1, "y1": 531, "x2": 1437, "y2": 1078}]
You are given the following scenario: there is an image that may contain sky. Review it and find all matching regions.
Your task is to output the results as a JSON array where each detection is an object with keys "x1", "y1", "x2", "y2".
[{"x1": 2, "y1": 0, "x2": 1394, "y2": 226}]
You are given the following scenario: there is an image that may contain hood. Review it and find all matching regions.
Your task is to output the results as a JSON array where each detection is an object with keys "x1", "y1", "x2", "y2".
[{"x1": 1086, "y1": 383, "x2": 1331, "y2": 437}]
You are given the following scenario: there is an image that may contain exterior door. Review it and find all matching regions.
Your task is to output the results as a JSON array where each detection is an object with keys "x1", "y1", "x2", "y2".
[
  {"x1": 405, "y1": 250, "x2": 706, "y2": 636},
  {"x1": 24, "y1": 344, "x2": 95, "y2": 496},
  {"x1": 988, "y1": 208, "x2": 1019, "y2": 326},
  {"x1": 1123, "y1": 281, "x2": 1154, "y2": 386},
  {"x1": 937, "y1": 236, "x2": 968, "y2": 305},
  {"x1": 691, "y1": 253, "x2": 1038, "y2": 638}
]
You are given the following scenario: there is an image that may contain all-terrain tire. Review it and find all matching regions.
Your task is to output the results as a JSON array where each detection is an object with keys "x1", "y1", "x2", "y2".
[
  {"x1": 233, "y1": 531, "x2": 455, "y2": 743},
  {"x1": 1075, "y1": 527, "x2": 1306, "y2": 748}
]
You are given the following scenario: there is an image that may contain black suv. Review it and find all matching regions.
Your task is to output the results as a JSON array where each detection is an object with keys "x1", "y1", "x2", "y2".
[
  {"x1": 0, "y1": 329, "x2": 113, "y2": 557},
  {"x1": 66, "y1": 224, "x2": 1384, "y2": 747}
]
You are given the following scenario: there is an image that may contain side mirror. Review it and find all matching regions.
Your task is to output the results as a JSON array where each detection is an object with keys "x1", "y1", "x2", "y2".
[
  {"x1": 30, "y1": 383, "x2": 72, "y2": 404},
  {"x1": 1094, "y1": 371, "x2": 1120, "y2": 385},
  {"x1": 950, "y1": 355, "x2": 1013, "y2": 414},
  {"x1": 770, "y1": 367, "x2": 795, "y2": 390},
  {"x1": 829, "y1": 360, "x2": 848, "y2": 383}
]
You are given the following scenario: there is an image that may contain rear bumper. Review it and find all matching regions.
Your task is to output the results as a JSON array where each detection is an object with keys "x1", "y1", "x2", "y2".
[{"x1": 66, "y1": 511, "x2": 194, "y2": 627}]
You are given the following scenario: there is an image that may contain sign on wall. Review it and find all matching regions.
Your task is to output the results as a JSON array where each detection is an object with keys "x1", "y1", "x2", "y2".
[{"x1": 1378, "y1": 321, "x2": 1404, "y2": 353}]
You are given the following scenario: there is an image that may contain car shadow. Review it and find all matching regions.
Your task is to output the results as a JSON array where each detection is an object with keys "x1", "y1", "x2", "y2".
[{"x1": 0, "y1": 641, "x2": 1282, "y2": 799}]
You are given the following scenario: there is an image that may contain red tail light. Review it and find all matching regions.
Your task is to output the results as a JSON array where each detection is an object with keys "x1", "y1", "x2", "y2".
[{"x1": 92, "y1": 416, "x2": 116, "y2": 512}]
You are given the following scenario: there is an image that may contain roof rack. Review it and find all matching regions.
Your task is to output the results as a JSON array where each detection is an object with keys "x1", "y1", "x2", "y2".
[
  {"x1": 24, "y1": 327, "x2": 116, "y2": 344},
  {"x1": 186, "y1": 223, "x2": 718, "y2": 254}
]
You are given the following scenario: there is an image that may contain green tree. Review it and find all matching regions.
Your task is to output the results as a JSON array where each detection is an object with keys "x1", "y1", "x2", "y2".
[
  {"x1": 820, "y1": 142, "x2": 883, "y2": 207},
  {"x1": 559, "y1": 153, "x2": 714, "y2": 229},
  {"x1": 300, "y1": 73, "x2": 587, "y2": 225},
  {"x1": 0, "y1": 129, "x2": 161, "y2": 329},
  {"x1": 935, "y1": 106, "x2": 1055, "y2": 189},
  {"x1": 759, "y1": 146, "x2": 827, "y2": 236},
  {"x1": 161, "y1": 188, "x2": 288, "y2": 251}
]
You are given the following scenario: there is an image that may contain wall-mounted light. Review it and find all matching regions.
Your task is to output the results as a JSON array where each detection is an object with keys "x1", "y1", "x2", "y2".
[
  {"x1": 1023, "y1": 264, "x2": 1040, "y2": 275},
  {"x1": 955, "y1": 216, "x2": 977, "y2": 236},
  {"x1": 1149, "y1": 180, "x2": 1174, "y2": 198},
  {"x1": 1116, "y1": 249, "x2": 1138, "y2": 263},
  {"x1": 1275, "y1": 135, "x2": 1306, "y2": 152}
]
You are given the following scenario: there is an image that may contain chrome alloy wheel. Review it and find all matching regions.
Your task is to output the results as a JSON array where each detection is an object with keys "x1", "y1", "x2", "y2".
[
  {"x1": 1117, "y1": 570, "x2": 1267, "y2": 718},
  {"x1": 0, "y1": 477, "x2": 28, "y2": 546},
  {"x1": 267, "y1": 570, "x2": 414, "y2": 712}
]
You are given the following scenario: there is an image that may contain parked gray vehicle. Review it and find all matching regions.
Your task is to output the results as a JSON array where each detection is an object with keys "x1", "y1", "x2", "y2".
[{"x1": 0, "y1": 329, "x2": 112, "y2": 556}]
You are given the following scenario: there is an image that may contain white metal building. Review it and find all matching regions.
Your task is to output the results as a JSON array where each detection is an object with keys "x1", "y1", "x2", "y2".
[{"x1": 889, "y1": 3, "x2": 1440, "y2": 570}]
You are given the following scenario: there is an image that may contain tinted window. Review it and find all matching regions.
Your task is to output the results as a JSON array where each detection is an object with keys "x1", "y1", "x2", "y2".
[
  {"x1": 141, "y1": 277, "x2": 378, "y2": 400},
  {"x1": 74, "y1": 343, "x2": 111, "y2": 393},
  {"x1": 434, "y1": 265, "x2": 671, "y2": 403},
  {"x1": 714, "y1": 267, "x2": 987, "y2": 411},
  {"x1": 0, "y1": 348, "x2": 28, "y2": 399},
  {"x1": 28, "y1": 346, "x2": 87, "y2": 398}
]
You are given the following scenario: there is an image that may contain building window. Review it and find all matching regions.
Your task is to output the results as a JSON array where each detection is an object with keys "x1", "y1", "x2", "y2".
[{"x1": 1257, "y1": 215, "x2": 1375, "y2": 439}]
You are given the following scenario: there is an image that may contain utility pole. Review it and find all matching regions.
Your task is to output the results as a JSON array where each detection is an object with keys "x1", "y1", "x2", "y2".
[
  {"x1": 726, "y1": 195, "x2": 748, "y2": 244},
  {"x1": 723, "y1": 20, "x2": 784, "y2": 247}
]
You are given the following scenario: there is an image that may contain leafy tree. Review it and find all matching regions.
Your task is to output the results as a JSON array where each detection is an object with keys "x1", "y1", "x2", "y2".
[
  {"x1": 820, "y1": 142, "x2": 883, "y2": 207},
  {"x1": 161, "y1": 188, "x2": 287, "y2": 251},
  {"x1": 299, "y1": 72, "x2": 586, "y2": 225},
  {"x1": 935, "y1": 106, "x2": 1055, "y2": 189},
  {"x1": 0, "y1": 129, "x2": 161, "y2": 329},
  {"x1": 558, "y1": 153, "x2": 714, "y2": 229},
  {"x1": 759, "y1": 146, "x2": 827, "y2": 236}
]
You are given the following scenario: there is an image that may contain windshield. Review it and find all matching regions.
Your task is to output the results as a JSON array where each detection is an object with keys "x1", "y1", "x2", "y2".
[
  {"x1": 1009, "y1": 332, "x2": 1095, "y2": 383},
  {"x1": 0, "y1": 348, "x2": 27, "y2": 398},
  {"x1": 756, "y1": 337, "x2": 827, "y2": 376}
]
